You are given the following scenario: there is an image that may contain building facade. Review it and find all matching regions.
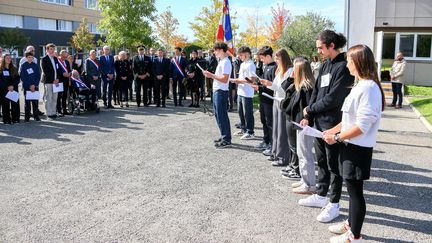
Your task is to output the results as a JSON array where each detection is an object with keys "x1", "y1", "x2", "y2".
[
  {"x1": 0, "y1": 0, "x2": 101, "y2": 58},
  {"x1": 345, "y1": 0, "x2": 432, "y2": 86}
]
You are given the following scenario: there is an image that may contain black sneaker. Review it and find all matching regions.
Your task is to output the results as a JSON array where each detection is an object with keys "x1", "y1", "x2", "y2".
[
  {"x1": 214, "y1": 138, "x2": 222, "y2": 143},
  {"x1": 267, "y1": 155, "x2": 277, "y2": 161},
  {"x1": 215, "y1": 140, "x2": 232, "y2": 148},
  {"x1": 282, "y1": 171, "x2": 301, "y2": 179}
]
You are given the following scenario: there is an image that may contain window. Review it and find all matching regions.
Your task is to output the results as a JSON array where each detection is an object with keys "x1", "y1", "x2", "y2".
[
  {"x1": 88, "y1": 23, "x2": 99, "y2": 34},
  {"x1": 40, "y1": 0, "x2": 71, "y2": 6},
  {"x1": 382, "y1": 33, "x2": 396, "y2": 59},
  {"x1": 416, "y1": 35, "x2": 432, "y2": 58},
  {"x1": 0, "y1": 14, "x2": 23, "y2": 28},
  {"x1": 38, "y1": 18, "x2": 57, "y2": 31},
  {"x1": 399, "y1": 34, "x2": 414, "y2": 57},
  {"x1": 57, "y1": 20, "x2": 72, "y2": 32},
  {"x1": 85, "y1": 0, "x2": 98, "y2": 9}
]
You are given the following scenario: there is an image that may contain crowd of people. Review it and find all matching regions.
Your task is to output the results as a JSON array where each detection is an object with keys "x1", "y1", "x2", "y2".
[
  {"x1": 206, "y1": 30, "x2": 385, "y2": 243},
  {"x1": 1, "y1": 29, "x2": 388, "y2": 242}
]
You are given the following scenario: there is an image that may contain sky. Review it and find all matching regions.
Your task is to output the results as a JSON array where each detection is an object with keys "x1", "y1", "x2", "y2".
[{"x1": 154, "y1": 0, "x2": 346, "y2": 41}]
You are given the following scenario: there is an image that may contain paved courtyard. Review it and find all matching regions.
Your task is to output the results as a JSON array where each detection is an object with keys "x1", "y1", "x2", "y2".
[{"x1": 0, "y1": 100, "x2": 431, "y2": 242}]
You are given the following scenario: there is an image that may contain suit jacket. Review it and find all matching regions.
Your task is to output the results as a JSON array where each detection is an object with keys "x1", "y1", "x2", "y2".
[
  {"x1": 57, "y1": 58, "x2": 70, "y2": 84},
  {"x1": 99, "y1": 55, "x2": 115, "y2": 78},
  {"x1": 170, "y1": 56, "x2": 188, "y2": 80},
  {"x1": 41, "y1": 55, "x2": 61, "y2": 84},
  {"x1": 153, "y1": 57, "x2": 170, "y2": 81},
  {"x1": 133, "y1": 55, "x2": 152, "y2": 80},
  {"x1": 85, "y1": 58, "x2": 101, "y2": 85}
]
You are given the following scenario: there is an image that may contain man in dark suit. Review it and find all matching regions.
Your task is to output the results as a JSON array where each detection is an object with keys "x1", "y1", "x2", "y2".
[
  {"x1": 99, "y1": 45, "x2": 115, "y2": 108},
  {"x1": 56, "y1": 49, "x2": 71, "y2": 116},
  {"x1": 148, "y1": 47, "x2": 157, "y2": 104},
  {"x1": 133, "y1": 46, "x2": 153, "y2": 107},
  {"x1": 169, "y1": 46, "x2": 188, "y2": 106},
  {"x1": 153, "y1": 48, "x2": 170, "y2": 107},
  {"x1": 85, "y1": 50, "x2": 102, "y2": 99},
  {"x1": 41, "y1": 43, "x2": 61, "y2": 119}
]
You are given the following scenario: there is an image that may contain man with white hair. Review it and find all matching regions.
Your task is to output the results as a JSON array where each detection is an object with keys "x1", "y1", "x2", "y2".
[{"x1": 99, "y1": 45, "x2": 115, "y2": 108}]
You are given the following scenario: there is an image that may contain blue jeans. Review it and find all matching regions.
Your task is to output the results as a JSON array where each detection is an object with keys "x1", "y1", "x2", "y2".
[
  {"x1": 391, "y1": 82, "x2": 403, "y2": 106},
  {"x1": 237, "y1": 95, "x2": 254, "y2": 135},
  {"x1": 213, "y1": 90, "x2": 231, "y2": 142}
]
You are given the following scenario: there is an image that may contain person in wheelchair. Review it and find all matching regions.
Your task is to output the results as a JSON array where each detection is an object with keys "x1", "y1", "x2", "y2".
[{"x1": 71, "y1": 70, "x2": 98, "y2": 111}]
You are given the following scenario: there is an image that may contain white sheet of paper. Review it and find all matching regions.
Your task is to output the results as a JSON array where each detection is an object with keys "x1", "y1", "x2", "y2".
[
  {"x1": 75, "y1": 59, "x2": 82, "y2": 66},
  {"x1": 262, "y1": 92, "x2": 283, "y2": 102},
  {"x1": 321, "y1": 73, "x2": 331, "y2": 87},
  {"x1": 25, "y1": 91, "x2": 40, "y2": 100},
  {"x1": 53, "y1": 83, "x2": 64, "y2": 93},
  {"x1": 196, "y1": 63, "x2": 205, "y2": 72},
  {"x1": 3, "y1": 70, "x2": 10, "y2": 76},
  {"x1": 5, "y1": 91, "x2": 19, "y2": 102},
  {"x1": 300, "y1": 125, "x2": 323, "y2": 138},
  {"x1": 291, "y1": 121, "x2": 304, "y2": 129}
]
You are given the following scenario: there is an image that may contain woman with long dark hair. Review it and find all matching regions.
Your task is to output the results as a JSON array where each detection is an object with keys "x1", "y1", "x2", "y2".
[
  {"x1": 323, "y1": 44, "x2": 384, "y2": 243},
  {"x1": 0, "y1": 54, "x2": 20, "y2": 124}
]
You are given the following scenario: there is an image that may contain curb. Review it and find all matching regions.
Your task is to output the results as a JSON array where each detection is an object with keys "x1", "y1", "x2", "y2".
[{"x1": 404, "y1": 97, "x2": 432, "y2": 133}]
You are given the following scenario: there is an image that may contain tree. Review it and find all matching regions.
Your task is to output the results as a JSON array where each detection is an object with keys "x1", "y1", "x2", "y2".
[
  {"x1": 98, "y1": 0, "x2": 156, "y2": 49},
  {"x1": 170, "y1": 34, "x2": 188, "y2": 49},
  {"x1": 278, "y1": 12, "x2": 335, "y2": 58},
  {"x1": 0, "y1": 27, "x2": 29, "y2": 55},
  {"x1": 189, "y1": 0, "x2": 238, "y2": 49},
  {"x1": 268, "y1": 3, "x2": 291, "y2": 48},
  {"x1": 154, "y1": 6, "x2": 179, "y2": 52},
  {"x1": 71, "y1": 18, "x2": 95, "y2": 52},
  {"x1": 237, "y1": 11, "x2": 268, "y2": 52}
]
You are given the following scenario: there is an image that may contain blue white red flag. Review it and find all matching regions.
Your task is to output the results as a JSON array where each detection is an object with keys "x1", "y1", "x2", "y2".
[{"x1": 216, "y1": 0, "x2": 234, "y2": 53}]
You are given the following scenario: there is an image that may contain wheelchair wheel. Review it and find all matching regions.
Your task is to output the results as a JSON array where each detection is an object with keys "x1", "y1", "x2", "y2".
[
  {"x1": 76, "y1": 108, "x2": 81, "y2": 115},
  {"x1": 67, "y1": 100, "x2": 75, "y2": 114}
]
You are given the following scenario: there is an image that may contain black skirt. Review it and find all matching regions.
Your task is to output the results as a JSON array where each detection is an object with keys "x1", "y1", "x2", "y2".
[{"x1": 339, "y1": 142, "x2": 373, "y2": 180}]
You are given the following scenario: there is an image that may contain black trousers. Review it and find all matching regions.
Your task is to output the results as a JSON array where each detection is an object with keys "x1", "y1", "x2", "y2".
[
  {"x1": 347, "y1": 179, "x2": 365, "y2": 238},
  {"x1": 158, "y1": 78, "x2": 169, "y2": 106},
  {"x1": 119, "y1": 80, "x2": 129, "y2": 102},
  {"x1": 57, "y1": 80, "x2": 70, "y2": 113},
  {"x1": 135, "y1": 78, "x2": 150, "y2": 106},
  {"x1": 286, "y1": 121, "x2": 299, "y2": 173},
  {"x1": 1, "y1": 89, "x2": 20, "y2": 123},
  {"x1": 172, "y1": 78, "x2": 185, "y2": 106},
  {"x1": 315, "y1": 137, "x2": 343, "y2": 203},
  {"x1": 259, "y1": 101, "x2": 273, "y2": 144},
  {"x1": 24, "y1": 90, "x2": 39, "y2": 120}
]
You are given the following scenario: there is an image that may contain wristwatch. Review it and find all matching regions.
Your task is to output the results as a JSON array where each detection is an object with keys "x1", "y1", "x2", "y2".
[{"x1": 334, "y1": 133, "x2": 342, "y2": 143}]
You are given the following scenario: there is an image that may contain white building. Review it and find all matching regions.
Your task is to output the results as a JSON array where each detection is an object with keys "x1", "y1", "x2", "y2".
[{"x1": 345, "y1": 0, "x2": 432, "y2": 86}]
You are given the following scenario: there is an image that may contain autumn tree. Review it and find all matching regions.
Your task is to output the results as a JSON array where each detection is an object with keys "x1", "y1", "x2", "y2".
[
  {"x1": 98, "y1": 0, "x2": 155, "y2": 49},
  {"x1": 154, "y1": 6, "x2": 180, "y2": 52},
  {"x1": 71, "y1": 18, "x2": 95, "y2": 52},
  {"x1": 278, "y1": 12, "x2": 334, "y2": 58},
  {"x1": 238, "y1": 10, "x2": 268, "y2": 51},
  {"x1": 268, "y1": 3, "x2": 291, "y2": 48}
]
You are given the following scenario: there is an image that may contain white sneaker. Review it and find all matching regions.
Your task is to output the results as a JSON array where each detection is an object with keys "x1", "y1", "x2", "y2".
[
  {"x1": 291, "y1": 181, "x2": 304, "y2": 188},
  {"x1": 240, "y1": 133, "x2": 255, "y2": 140},
  {"x1": 330, "y1": 231, "x2": 362, "y2": 243},
  {"x1": 317, "y1": 203, "x2": 340, "y2": 223},
  {"x1": 233, "y1": 130, "x2": 244, "y2": 136},
  {"x1": 328, "y1": 219, "x2": 350, "y2": 234},
  {"x1": 298, "y1": 194, "x2": 329, "y2": 208},
  {"x1": 263, "y1": 148, "x2": 272, "y2": 156},
  {"x1": 292, "y1": 184, "x2": 316, "y2": 195}
]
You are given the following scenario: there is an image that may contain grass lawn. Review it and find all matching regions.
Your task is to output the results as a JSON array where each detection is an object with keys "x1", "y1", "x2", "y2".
[{"x1": 406, "y1": 85, "x2": 432, "y2": 124}]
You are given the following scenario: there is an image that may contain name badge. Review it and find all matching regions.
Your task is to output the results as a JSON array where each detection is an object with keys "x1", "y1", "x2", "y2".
[
  {"x1": 3, "y1": 70, "x2": 10, "y2": 76},
  {"x1": 320, "y1": 73, "x2": 331, "y2": 88},
  {"x1": 27, "y1": 68, "x2": 34, "y2": 74},
  {"x1": 56, "y1": 63, "x2": 59, "y2": 69}
]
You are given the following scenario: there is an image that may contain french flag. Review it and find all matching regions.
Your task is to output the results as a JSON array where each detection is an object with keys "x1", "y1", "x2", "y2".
[{"x1": 216, "y1": 0, "x2": 234, "y2": 53}]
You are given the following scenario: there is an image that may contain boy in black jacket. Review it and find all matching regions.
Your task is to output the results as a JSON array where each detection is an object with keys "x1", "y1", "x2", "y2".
[
  {"x1": 298, "y1": 30, "x2": 354, "y2": 223},
  {"x1": 20, "y1": 51, "x2": 41, "y2": 122}
]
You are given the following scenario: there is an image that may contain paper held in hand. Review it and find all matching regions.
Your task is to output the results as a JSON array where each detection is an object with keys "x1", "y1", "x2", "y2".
[
  {"x1": 262, "y1": 92, "x2": 283, "y2": 102},
  {"x1": 5, "y1": 91, "x2": 19, "y2": 103},
  {"x1": 196, "y1": 63, "x2": 205, "y2": 72},
  {"x1": 53, "y1": 83, "x2": 64, "y2": 93},
  {"x1": 291, "y1": 121, "x2": 323, "y2": 138},
  {"x1": 26, "y1": 91, "x2": 40, "y2": 100}
]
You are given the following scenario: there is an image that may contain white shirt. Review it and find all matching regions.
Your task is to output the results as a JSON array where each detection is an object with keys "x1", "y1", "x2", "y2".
[
  {"x1": 237, "y1": 59, "x2": 256, "y2": 98},
  {"x1": 341, "y1": 80, "x2": 382, "y2": 148},
  {"x1": 49, "y1": 55, "x2": 57, "y2": 80},
  {"x1": 269, "y1": 68, "x2": 292, "y2": 98},
  {"x1": 213, "y1": 56, "x2": 232, "y2": 91}
]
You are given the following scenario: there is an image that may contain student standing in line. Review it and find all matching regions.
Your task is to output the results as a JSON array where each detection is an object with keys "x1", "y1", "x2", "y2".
[
  {"x1": 0, "y1": 54, "x2": 20, "y2": 124},
  {"x1": 324, "y1": 44, "x2": 384, "y2": 243},
  {"x1": 20, "y1": 51, "x2": 41, "y2": 122}
]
